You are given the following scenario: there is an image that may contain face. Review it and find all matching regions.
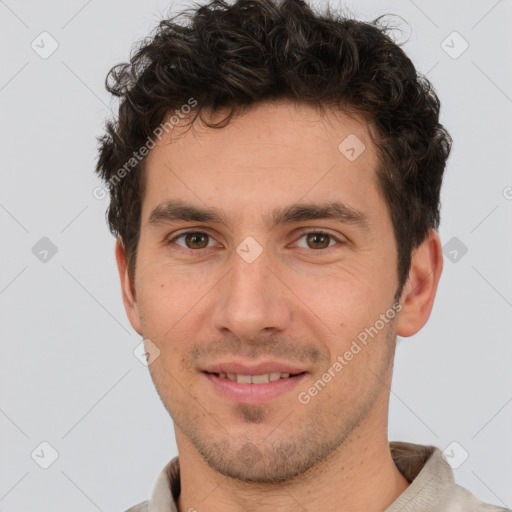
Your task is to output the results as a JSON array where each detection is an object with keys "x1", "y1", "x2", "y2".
[{"x1": 121, "y1": 101, "x2": 404, "y2": 482}]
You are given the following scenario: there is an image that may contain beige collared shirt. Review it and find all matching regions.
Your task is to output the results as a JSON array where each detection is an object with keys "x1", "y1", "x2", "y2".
[{"x1": 124, "y1": 441, "x2": 510, "y2": 512}]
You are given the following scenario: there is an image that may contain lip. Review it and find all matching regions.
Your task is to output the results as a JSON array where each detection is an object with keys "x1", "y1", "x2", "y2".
[
  {"x1": 203, "y1": 371, "x2": 307, "y2": 404},
  {"x1": 201, "y1": 360, "x2": 308, "y2": 375}
]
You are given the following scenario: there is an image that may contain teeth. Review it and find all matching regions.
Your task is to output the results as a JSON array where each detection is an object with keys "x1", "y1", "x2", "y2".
[
  {"x1": 217, "y1": 372, "x2": 296, "y2": 384},
  {"x1": 251, "y1": 374, "x2": 270, "y2": 384}
]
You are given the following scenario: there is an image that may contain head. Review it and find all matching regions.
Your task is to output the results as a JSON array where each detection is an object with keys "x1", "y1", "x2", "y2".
[{"x1": 96, "y1": 0, "x2": 451, "y2": 483}]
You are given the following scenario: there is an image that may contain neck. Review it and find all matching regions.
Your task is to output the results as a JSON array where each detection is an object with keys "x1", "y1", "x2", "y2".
[{"x1": 176, "y1": 415, "x2": 409, "y2": 512}]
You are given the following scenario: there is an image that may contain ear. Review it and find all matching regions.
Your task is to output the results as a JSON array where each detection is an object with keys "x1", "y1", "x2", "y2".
[
  {"x1": 396, "y1": 229, "x2": 443, "y2": 338},
  {"x1": 115, "y1": 238, "x2": 143, "y2": 336}
]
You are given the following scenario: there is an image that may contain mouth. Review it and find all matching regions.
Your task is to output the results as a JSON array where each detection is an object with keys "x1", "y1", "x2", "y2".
[
  {"x1": 202, "y1": 370, "x2": 308, "y2": 404},
  {"x1": 203, "y1": 371, "x2": 307, "y2": 384}
]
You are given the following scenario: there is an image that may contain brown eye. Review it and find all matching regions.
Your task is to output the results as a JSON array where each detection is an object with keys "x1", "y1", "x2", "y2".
[
  {"x1": 168, "y1": 231, "x2": 215, "y2": 250},
  {"x1": 183, "y1": 232, "x2": 210, "y2": 249},
  {"x1": 305, "y1": 232, "x2": 332, "y2": 249}
]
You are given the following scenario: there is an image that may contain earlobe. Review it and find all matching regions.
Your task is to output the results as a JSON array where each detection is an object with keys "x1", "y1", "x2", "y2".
[
  {"x1": 115, "y1": 238, "x2": 143, "y2": 336},
  {"x1": 396, "y1": 229, "x2": 443, "y2": 338}
]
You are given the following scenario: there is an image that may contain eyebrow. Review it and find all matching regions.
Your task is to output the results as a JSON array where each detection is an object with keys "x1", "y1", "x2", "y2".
[{"x1": 147, "y1": 199, "x2": 370, "y2": 232}]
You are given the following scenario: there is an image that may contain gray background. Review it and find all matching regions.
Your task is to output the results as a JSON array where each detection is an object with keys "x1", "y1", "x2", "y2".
[{"x1": 1, "y1": 0, "x2": 511, "y2": 510}]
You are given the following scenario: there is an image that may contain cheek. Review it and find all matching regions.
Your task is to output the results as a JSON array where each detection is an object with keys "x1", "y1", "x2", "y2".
[
  {"x1": 298, "y1": 263, "x2": 382, "y2": 327},
  {"x1": 135, "y1": 266, "x2": 189, "y2": 344},
  {"x1": 136, "y1": 255, "x2": 207, "y2": 309},
  {"x1": 295, "y1": 263, "x2": 395, "y2": 381},
  {"x1": 135, "y1": 260, "x2": 222, "y2": 364}
]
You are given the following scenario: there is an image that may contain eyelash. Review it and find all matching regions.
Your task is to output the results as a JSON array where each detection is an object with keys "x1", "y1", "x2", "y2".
[{"x1": 165, "y1": 229, "x2": 344, "y2": 254}]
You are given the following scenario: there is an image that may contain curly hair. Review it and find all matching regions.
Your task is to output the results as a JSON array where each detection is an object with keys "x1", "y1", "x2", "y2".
[{"x1": 95, "y1": 0, "x2": 452, "y2": 300}]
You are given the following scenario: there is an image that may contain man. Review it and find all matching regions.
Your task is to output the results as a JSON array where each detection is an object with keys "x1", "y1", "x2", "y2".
[{"x1": 95, "y1": 0, "x2": 509, "y2": 510}]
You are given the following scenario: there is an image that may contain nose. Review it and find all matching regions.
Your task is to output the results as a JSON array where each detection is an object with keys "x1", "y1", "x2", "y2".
[{"x1": 210, "y1": 248, "x2": 292, "y2": 341}]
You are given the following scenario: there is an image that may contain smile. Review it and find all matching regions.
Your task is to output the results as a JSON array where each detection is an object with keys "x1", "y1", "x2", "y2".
[
  {"x1": 206, "y1": 371, "x2": 305, "y2": 384},
  {"x1": 203, "y1": 371, "x2": 307, "y2": 404}
]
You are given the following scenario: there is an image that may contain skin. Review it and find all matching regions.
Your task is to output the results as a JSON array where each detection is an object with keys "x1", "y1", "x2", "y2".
[{"x1": 116, "y1": 99, "x2": 443, "y2": 512}]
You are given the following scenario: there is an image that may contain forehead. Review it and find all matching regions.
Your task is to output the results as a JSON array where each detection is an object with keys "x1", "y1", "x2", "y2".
[{"x1": 142, "y1": 100, "x2": 383, "y2": 224}]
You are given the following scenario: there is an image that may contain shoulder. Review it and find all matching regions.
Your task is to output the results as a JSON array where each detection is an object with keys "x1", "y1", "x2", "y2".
[
  {"x1": 120, "y1": 456, "x2": 179, "y2": 512},
  {"x1": 388, "y1": 441, "x2": 509, "y2": 512},
  {"x1": 123, "y1": 500, "x2": 149, "y2": 512},
  {"x1": 444, "y1": 483, "x2": 510, "y2": 512}
]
